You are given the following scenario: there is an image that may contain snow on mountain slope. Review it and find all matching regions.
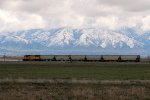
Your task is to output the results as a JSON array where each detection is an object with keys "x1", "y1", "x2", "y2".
[
  {"x1": 0, "y1": 28, "x2": 149, "y2": 55},
  {"x1": 0, "y1": 34, "x2": 29, "y2": 44},
  {"x1": 75, "y1": 29, "x2": 142, "y2": 48},
  {"x1": 48, "y1": 28, "x2": 75, "y2": 47}
]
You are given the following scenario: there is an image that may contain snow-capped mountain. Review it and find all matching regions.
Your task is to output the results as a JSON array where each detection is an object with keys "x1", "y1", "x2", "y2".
[{"x1": 0, "y1": 28, "x2": 149, "y2": 55}]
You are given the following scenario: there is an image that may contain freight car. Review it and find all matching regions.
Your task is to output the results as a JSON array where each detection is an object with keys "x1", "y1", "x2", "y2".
[
  {"x1": 121, "y1": 55, "x2": 140, "y2": 62},
  {"x1": 71, "y1": 55, "x2": 85, "y2": 61},
  {"x1": 22, "y1": 55, "x2": 140, "y2": 62},
  {"x1": 40, "y1": 55, "x2": 55, "y2": 61},
  {"x1": 102, "y1": 55, "x2": 120, "y2": 62}
]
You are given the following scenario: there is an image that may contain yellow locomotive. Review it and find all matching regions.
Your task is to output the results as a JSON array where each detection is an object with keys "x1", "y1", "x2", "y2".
[{"x1": 23, "y1": 55, "x2": 41, "y2": 61}]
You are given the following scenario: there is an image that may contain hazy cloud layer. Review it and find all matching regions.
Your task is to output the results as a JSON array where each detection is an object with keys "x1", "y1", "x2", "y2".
[{"x1": 0, "y1": 0, "x2": 150, "y2": 33}]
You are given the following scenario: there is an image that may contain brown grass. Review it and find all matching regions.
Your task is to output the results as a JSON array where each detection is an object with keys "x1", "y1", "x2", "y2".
[
  {"x1": 0, "y1": 82, "x2": 150, "y2": 100},
  {"x1": 71, "y1": 86, "x2": 147, "y2": 100}
]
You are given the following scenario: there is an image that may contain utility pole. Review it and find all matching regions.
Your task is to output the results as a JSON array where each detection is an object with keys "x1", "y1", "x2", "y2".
[{"x1": 3, "y1": 53, "x2": 6, "y2": 62}]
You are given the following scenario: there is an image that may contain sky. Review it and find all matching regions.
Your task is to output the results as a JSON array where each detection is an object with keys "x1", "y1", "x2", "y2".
[{"x1": 0, "y1": 0, "x2": 150, "y2": 33}]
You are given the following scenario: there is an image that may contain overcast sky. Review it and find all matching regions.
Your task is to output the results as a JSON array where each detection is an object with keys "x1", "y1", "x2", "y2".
[{"x1": 0, "y1": 0, "x2": 150, "y2": 33}]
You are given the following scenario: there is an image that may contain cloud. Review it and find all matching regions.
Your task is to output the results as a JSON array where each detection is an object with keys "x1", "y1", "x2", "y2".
[
  {"x1": 98, "y1": 0, "x2": 150, "y2": 12},
  {"x1": 0, "y1": 0, "x2": 150, "y2": 33},
  {"x1": 141, "y1": 16, "x2": 150, "y2": 32},
  {"x1": 0, "y1": 9, "x2": 46, "y2": 32}
]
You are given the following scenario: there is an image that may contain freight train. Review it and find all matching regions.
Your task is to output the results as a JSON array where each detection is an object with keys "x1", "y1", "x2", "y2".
[{"x1": 23, "y1": 55, "x2": 140, "y2": 62}]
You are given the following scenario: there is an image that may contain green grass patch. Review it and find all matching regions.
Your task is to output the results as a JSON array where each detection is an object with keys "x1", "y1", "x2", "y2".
[{"x1": 0, "y1": 62, "x2": 150, "y2": 80}]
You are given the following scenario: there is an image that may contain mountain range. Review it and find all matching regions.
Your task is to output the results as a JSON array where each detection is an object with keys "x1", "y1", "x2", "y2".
[{"x1": 0, "y1": 28, "x2": 150, "y2": 56}]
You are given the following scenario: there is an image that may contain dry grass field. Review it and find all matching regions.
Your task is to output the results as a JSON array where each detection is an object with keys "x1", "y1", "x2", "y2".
[
  {"x1": 0, "y1": 62, "x2": 150, "y2": 100},
  {"x1": 0, "y1": 82, "x2": 150, "y2": 100}
]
